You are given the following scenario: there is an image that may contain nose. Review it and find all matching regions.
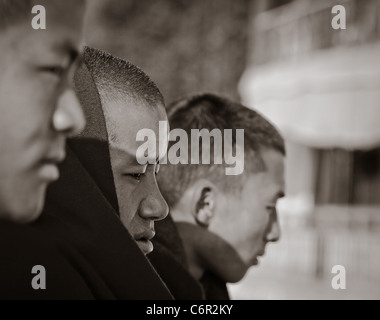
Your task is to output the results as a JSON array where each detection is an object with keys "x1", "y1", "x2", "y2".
[
  {"x1": 265, "y1": 213, "x2": 281, "y2": 242},
  {"x1": 53, "y1": 89, "x2": 86, "y2": 137},
  {"x1": 138, "y1": 185, "x2": 169, "y2": 222}
]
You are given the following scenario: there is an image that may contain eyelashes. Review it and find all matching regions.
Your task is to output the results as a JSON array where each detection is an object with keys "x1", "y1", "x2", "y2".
[
  {"x1": 124, "y1": 164, "x2": 160, "y2": 181},
  {"x1": 127, "y1": 173, "x2": 144, "y2": 181},
  {"x1": 40, "y1": 65, "x2": 66, "y2": 77}
]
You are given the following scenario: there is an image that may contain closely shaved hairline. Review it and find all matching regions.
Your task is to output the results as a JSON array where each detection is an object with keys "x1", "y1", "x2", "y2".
[
  {"x1": 82, "y1": 46, "x2": 165, "y2": 108},
  {"x1": 158, "y1": 93, "x2": 285, "y2": 209},
  {"x1": 101, "y1": 95, "x2": 165, "y2": 145},
  {"x1": 81, "y1": 46, "x2": 166, "y2": 146}
]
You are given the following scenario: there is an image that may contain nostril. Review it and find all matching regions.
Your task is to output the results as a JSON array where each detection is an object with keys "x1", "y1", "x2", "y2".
[
  {"x1": 71, "y1": 106, "x2": 86, "y2": 136},
  {"x1": 266, "y1": 228, "x2": 280, "y2": 242},
  {"x1": 67, "y1": 97, "x2": 86, "y2": 136},
  {"x1": 159, "y1": 200, "x2": 169, "y2": 221},
  {"x1": 139, "y1": 201, "x2": 167, "y2": 221}
]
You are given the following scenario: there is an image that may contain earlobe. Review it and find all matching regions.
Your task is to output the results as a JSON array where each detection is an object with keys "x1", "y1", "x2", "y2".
[
  {"x1": 196, "y1": 207, "x2": 214, "y2": 228},
  {"x1": 194, "y1": 187, "x2": 215, "y2": 228}
]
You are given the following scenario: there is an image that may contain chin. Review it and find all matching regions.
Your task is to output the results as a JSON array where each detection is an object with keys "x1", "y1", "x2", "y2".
[
  {"x1": 248, "y1": 256, "x2": 259, "y2": 267},
  {"x1": 12, "y1": 205, "x2": 42, "y2": 224},
  {"x1": 10, "y1": 192, "x2": 45, "y2": 224},
  {"x1": 228, "y1": 269, "x2": 249, "y2": 283},
  {"x1": 226, "y1": 261, "x2": 250, "y2": 283}
]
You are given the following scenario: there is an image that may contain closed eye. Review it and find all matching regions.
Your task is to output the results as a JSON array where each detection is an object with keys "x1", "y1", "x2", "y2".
[
  {"x1": 40, "y1": 65, "x2": 65, "y2": 77},
  {"x1": 125, "y1": 173, "x2": 144, "y2": 181}
]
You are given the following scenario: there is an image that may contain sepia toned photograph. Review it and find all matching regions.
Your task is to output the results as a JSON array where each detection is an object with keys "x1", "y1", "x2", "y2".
[{"x1": 0, "y1": 0, "x2": 379, "y2": 304}]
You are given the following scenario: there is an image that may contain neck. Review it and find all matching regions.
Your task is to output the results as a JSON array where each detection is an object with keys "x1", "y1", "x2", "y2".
[{"x1": 176, "y1": 222, "x2": 248, "y2": 283}]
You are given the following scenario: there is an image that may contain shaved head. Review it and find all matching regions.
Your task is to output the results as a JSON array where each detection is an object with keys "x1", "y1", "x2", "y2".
[
  {"x1": 82, "y1": 46, "x2": 164, "y2": 108},
  {"x1": 80, "y1": 47, "x2": 166, "y2": 145}
]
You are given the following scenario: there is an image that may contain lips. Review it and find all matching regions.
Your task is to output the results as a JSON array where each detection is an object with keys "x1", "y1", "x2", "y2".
[
  {"x1": 44, "y1": 150, "x2": 66, "y2": 164},
  {"x1": 134, "y1": 230, "x2": 156, "y2": 255},
  {"x1": 257, "y1": 249, "x2": 265, "y2": 257},
  {"x1": 251, "y1": 248, "x2": 266, "y2": 266},
  {"x1": 38, "y1": 150, "x2": 66, "y2": 182},
  {"x1": 134, "y1": 230, "x2": 156, "y2": 242},
  {"x1": 39, "y1": 163, "x2": 60, "y2": 182}
]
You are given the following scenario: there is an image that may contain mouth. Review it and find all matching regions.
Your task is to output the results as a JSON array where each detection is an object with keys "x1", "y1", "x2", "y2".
[
  {"x1": 39, "y1": 163, "x2": 59, "y2": 181},
  {"x1": 134, "y1": 230, "x2": 155, "y2": 255},
  {"x1": 45, "y1": 150, "x2": 66, "y2": 164},
  {"x1": 252, "y1": 249, "x2": 266, "y2": 266},
  {"x1": 38, "y1": 151, "x2": 66, "y2": 182},
  {"x1": 257, "y1": 249, "x2": 265, "y2": 257}
]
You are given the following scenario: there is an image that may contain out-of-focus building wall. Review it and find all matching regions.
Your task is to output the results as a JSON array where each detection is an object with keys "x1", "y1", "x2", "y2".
[
  {"x1": 81, "y1": 0, "x2": 379, "y2": 299},
  {"x1": 84, "y1": 0, "x2": 251, "y2": 103},
  {"x1": 233, "y1": 0, "x2": 380, "y2": 299}
]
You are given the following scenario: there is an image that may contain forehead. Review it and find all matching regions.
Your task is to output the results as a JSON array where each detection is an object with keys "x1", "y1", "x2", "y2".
[
  {"x1": 261, "y1": 149, "x2": 285, "y2": 182},
  {"x1": 0, "y1": 0, "x2": 84, "y2": 59},
  {"x1": 37, "y1": 0, "x2": 85, "y2": 28},
  {"x1": 103, "y1": 98, "x2": 167, "y2": 150},
  {"x1": 243, "y1": 149, "x2": 285, "y2": 195}
]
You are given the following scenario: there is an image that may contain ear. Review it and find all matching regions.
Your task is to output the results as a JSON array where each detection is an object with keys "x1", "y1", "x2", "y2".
[{"x1": 191, "y1": 180, "x2": 217, "y2": 228}]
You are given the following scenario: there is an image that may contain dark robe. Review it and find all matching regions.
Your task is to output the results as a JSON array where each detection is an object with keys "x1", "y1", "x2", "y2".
[
  {"x1": 199, "y1": 271, "x2": 230, "y2": 300},
  {"x1": 156, "y1": 221, "x2": 248, "y2": 300},
  {"x1": 30, "y1": 60, "x2": 173, "y2": 299},
  {"x1": 0, "y1": 219, "x2": 94, "y2": 299},
  {"x1": 148, "y1": 215, "x2": 205, "y2": 300}
]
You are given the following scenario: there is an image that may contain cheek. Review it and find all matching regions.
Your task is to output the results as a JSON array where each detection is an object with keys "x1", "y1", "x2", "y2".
[
  {"x1": 0, "y1": 177, "x2": 47, "y2": 223},
  {"x1": 240, "y1": 213, "x2": 265, "y2": 241},
  {"x1": 113, "y1": 178, "x2": 138, "y2": 222},
  {"x1": 119, "y1": 200, "x2": 140, "y2": 234},
  {"x1": 2, "y1": 80, "x2": 56, "y2": 134},
  {"x1": 232, "y1": 206, "x2": 270, "y2": 251}
]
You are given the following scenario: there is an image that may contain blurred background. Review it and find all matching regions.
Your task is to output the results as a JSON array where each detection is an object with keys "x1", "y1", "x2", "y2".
[{"x1": 83, "y1": 0, "x2": 380, "y2": 299}]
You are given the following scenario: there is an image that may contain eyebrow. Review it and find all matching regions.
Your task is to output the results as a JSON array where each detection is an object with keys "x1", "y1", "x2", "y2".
[
  {"x1": 119, "y1": 155, "x2": 147, "y2": 171},
  {"x1": 127, "y1": 164, "x2": 147, "y2": 172},
  {"x1": 270, "y1": 191, "x2": 285, "y2": 204},
  {"x1": 278, "y1": 191, "x2": 285, "y2": 198},
  {"x1": 135, "y1": 149, "x2": 161, "y2": 165},
  {"x1": 123, "y1": 149, "x2": 154, "y2": 167},
  {"x1": 114, "y1": 141, "x2": 160, "y2": 166}
]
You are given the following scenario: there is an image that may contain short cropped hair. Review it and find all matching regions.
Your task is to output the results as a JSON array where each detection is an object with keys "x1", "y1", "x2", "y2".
[
  {"x1": 82, "y1": 46, "x2": 164, "y2": 108},
  {"x1": 158, "y1": 93, "x2": 285, "y2": 209},
  {"x1": 81, "y1": 46, "x2": 165, "y2": 144},
  {"x1": 0, "y1": 0, "x2": 31, "y2": 30}
]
